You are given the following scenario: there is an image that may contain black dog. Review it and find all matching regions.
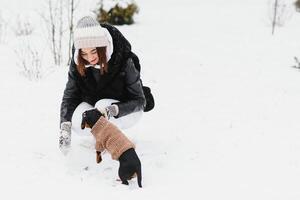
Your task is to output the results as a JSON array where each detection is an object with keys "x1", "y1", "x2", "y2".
[
  {"x1": 81, "y1": 108, "x2": 142, "y2": 188},
  {"x1": 118, "y1": 148, "x2": 142, "y2": 187}
]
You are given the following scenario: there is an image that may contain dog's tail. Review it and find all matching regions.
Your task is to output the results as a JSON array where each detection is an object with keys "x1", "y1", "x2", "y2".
[{"x1": 137, "y1": 165, "x2": 142, "y2": 188}]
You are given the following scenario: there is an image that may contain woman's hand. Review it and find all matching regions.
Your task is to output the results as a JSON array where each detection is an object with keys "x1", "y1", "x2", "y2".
[
  {"x1": 59, "y1": 121, "x2": 72, "y2": 155},
  {"x1": 105, "y1": 104, "x2": 119, "y2": 119},
  {"x1": 97, "y1": 104, "x2": 119, "y2": 120}
]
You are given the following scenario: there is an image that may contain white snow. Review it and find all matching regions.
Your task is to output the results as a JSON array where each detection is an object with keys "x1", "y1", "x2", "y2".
[{"x1": 1, "y1": 0, "x2": 300, "y2": 199}]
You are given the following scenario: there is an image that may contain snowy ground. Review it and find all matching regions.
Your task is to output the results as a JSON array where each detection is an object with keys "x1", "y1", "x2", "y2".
[{"x1": 1, "y1": 0, "x2": 300, "y2": 199}]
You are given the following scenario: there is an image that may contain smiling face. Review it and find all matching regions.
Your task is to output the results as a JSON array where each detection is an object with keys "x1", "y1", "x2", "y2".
[
  {"x1": 76, "y1": 46, "x2": 108, "y2": 76},
  {"x1": 80, "y1": 48, "x2": 99, "y2": 65}
]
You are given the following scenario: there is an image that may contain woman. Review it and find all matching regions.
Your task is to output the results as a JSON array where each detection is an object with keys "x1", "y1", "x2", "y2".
[{"x1": 59, "y1": 16, "x2": 149, "y2": 153}]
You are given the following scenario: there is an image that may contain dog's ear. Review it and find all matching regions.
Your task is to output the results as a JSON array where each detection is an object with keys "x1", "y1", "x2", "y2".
[
  {"x1": 81, "y1": 112, "x2": 91, "y2": 129},
  {"x1": 81, "y1": 113, "x2": 86, "y2": 129}
]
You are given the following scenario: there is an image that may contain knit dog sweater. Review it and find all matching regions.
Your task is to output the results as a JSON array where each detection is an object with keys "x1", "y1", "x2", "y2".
[{"x1": 91, "y1": 116, "x2": 135, "y2": 160}]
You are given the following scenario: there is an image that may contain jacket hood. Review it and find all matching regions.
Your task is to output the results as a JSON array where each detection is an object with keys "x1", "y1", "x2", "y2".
[{"x1": 102, "y1": 23, "x2": 132, "y2": 68}]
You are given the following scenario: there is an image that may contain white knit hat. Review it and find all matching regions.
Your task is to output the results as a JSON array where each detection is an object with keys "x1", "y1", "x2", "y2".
[{"x1": 73, "y1": 16, "x2": 109, "y2": 49}]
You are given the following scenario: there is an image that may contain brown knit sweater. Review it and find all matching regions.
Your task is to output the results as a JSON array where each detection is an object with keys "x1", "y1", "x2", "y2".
[{"x1": 91, "y1": 116, "x2": 135, "y2": 160}]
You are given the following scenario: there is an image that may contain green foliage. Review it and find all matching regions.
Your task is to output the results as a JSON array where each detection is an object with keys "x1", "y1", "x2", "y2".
[
  {"x1": 295, "y1": 0, "x2": 300, "y2": 11},
  {"x1": 96, "y1": 2, "x2": 139, "y2": 25}
]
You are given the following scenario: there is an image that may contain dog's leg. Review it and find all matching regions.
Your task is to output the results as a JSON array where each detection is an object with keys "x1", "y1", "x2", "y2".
[
  {"x1": 96, "y1": 151, "x2": 102, "y2": 163},
  {"x1": 121, "y1": 179, "x2": 129, "y2": 185}
]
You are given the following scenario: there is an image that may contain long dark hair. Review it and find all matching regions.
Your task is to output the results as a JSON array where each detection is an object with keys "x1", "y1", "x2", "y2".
[{"x1": 76, "y1": 47, "x2": 108, "y2": 76}]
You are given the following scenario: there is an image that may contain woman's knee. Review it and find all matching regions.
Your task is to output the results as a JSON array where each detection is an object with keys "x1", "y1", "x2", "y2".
[
  {"x1": 95, "y1": 98, "x2": 119, "y2": 110},
  {"x1": 113, "y1": 110, "x2": 143, "y2": 130}
]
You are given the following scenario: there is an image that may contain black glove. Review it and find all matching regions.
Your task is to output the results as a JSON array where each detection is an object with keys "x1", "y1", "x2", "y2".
[
  {"x1": 81, "y1": 108, "x2": 103, "y2": 129},
  {"x1": 118, "y1": 148, "x2": 142, "y2": 188}
]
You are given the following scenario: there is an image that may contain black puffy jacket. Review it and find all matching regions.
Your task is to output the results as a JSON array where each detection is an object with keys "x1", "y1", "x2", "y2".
[{"x1": 60, "y1": 24, "x2": 146, "y2": 124}]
